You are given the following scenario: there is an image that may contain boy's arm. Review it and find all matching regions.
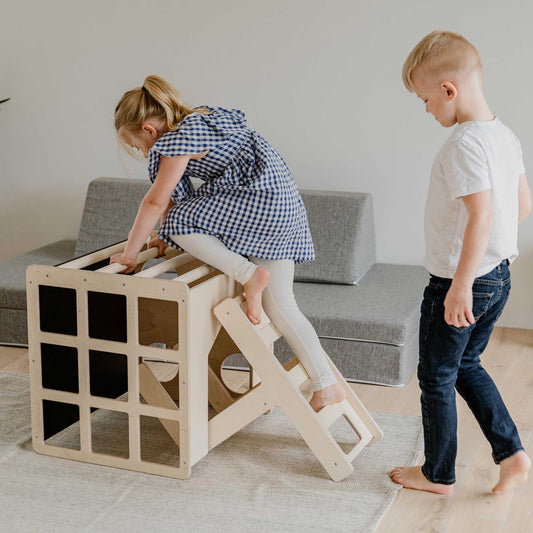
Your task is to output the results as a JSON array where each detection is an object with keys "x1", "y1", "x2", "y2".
[
  {"x1": 518, "y1": 173, "x2": 532, "y2": 223},
  {"x1": 444, "y1": 190, "x2": 493, "y2": 328}
]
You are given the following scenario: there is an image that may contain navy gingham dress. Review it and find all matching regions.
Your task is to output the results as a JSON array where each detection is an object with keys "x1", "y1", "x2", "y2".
[{"x1": 148, "y1": 106, "x2": 315, "y2": 263}]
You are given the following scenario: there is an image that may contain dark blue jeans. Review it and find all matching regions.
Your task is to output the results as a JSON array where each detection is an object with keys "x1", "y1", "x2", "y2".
[{"x1": 418, "y1": 259, "x2": 523, "y2": 484}]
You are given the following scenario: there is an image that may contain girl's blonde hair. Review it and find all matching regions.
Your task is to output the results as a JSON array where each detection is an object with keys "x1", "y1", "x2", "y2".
[
  {"x1": 402, "y1": 30, "x2": 482, "y2": 92},
  {"x1": 114, "y1": 75, "x2": 208, "y2": 158}
]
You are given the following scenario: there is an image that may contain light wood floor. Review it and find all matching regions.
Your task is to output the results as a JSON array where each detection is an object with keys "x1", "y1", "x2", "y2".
[{"x1": 1, "y1": 326, "x2": 531, "y2": 532}]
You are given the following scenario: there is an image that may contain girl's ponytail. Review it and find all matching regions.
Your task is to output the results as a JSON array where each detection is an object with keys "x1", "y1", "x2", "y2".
[
  {"x1": 141, "y1": 75, "x2": 190, "y2": 131},
  {"x1": 114, "y1": 75, "x2": 208, "y2": 154}
]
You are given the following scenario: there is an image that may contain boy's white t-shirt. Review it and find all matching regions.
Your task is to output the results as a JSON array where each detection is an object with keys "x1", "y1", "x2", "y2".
[{"x1": 424, "y1": 117, "x2": 525, "y2": 279}]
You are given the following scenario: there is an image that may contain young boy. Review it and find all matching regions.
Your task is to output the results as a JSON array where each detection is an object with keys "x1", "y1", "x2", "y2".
[{"x1": 391, "y1": 30, "x2": 532, "y2": 495}]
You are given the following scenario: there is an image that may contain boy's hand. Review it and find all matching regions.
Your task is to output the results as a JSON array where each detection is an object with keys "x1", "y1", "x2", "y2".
[
  {"x1": 109, "y1": 252, "x2": 137, "y2": 274},
  {"x1": 147, "y1": 237, "x2": 168, "y2": 258},
  {"x1": 444, "y1": 284, "x2": 475, "y2": 328}
]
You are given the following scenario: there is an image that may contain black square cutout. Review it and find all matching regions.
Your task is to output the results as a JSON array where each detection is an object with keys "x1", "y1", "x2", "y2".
[
  {"x1": 89, "y1": 350, "x2": 128, "y2": 400},
  {"x1": 41, "y1": 343, "x2": 79, "y2": 393},
  {"x1": 39, "y1": 285, "x2": 77, "y2": 336},
  {"x1": 42, "y1": 400, "x2": 80, "y2": 442},
  {"x1": 88, "y1": 291, "x2": 127, "y2": 342}
]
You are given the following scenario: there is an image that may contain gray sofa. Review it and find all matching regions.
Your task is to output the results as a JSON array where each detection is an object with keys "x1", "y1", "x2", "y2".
[{"x1": 0, "y1": 177, "x2": 428, "y2": 385}]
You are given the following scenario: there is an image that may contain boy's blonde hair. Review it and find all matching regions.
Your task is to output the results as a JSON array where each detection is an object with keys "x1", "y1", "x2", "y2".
[
  {"x1": 402, "y1": 30, "x2": 482, "y2": 92},
  {"x1": 114, "y1": 75, "x2": 208, "y2": 158}
]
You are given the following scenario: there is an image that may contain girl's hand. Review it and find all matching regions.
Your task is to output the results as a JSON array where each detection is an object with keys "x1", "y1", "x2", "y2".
[
  {"x1": 148, "y1": 237, "x2": 168, "y2": 258},
  {"x1": 444, "y1": 284, "x2": 475, "y2": 328},
  {"x1": 109, "y1": 252, "x2": 137, "y2": 274}
]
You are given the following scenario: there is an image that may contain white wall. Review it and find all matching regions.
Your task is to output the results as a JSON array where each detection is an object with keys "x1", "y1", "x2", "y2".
[{"x1": 1, "y1": 0, "x2": 531, "y2": 328}]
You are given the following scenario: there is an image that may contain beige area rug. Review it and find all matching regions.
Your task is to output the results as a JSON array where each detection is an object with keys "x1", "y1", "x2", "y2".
[{"x1": 0, "y1": 371, "x2": 422, "y2": 532}]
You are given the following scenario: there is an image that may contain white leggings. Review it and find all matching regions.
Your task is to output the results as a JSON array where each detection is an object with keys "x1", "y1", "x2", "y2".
[{"x1": 170, "y1": 233, "x2": 338, "y2": 391}]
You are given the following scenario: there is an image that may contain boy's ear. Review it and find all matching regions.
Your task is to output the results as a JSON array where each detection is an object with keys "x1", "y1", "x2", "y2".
[{"x1": 441, "y1": 81, "x2": 457, "y2": 101}]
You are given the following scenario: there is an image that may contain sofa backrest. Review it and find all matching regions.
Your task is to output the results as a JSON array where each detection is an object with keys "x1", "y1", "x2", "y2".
[
  {"x1": 75, "y1": 178, "x2": 376, "y2": 284},
  {"x1": 74, "y1": 178, "x2": 150, "y2": 257},
  {"x1": 294, "y1": 190, "x2": 375, "y2": 285}
]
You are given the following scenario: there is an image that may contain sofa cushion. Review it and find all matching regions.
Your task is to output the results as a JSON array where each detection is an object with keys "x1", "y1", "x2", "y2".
[
  {"x1": 273, "y1": 331, "x2": 420, "y2": 386},
  {"x1": 294, "y1": 190, "x2": 375, "y2": 285},
  {"x1": 0, "y1": 240, "x2": 77, "y2": 310},
  {"x1": 291, "y1": 263, "x2": 427, "y2": 346},
  {"x1": 74, "y1": 177, "x2": 150, "y2": 257}
]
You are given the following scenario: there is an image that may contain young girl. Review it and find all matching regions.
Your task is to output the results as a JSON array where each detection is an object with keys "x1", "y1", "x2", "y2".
[{"x1": 110, "y1": 75, "x2": 345, "y2": 412}]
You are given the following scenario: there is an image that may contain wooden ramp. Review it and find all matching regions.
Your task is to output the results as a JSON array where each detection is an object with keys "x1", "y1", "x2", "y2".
[{"x1": 210, "y1": 294, "x2": 383, "y2": 481}]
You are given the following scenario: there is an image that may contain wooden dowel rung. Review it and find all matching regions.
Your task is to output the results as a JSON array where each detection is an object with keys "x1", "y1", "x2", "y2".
[
  {"x1": 96, "y1": 247, "x2": 159, "y2": 274},
  {"x1": 59, "y1": 242, "x2": 127, "y2": 270},
  {"x1": 173, "y1": 265, "x2": 215, "y2": 284},
  {"x1": 134, "y1": 252, "x2": 194, "y2": 278}
]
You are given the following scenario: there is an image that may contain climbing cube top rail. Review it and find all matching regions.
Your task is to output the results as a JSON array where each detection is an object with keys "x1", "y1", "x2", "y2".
[{"x1": 59, "y1": 238, "x2": 218, "y2": 284}]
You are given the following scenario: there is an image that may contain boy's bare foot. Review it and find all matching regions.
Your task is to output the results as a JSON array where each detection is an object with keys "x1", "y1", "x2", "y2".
[
  {"x1": 390, "y1": 466, "x2": 454, "y2": 495},
  {"x1": 492, "y1": 450, "x2": 531, "y2": 493},
  {"x1": 309, "y1": 383, "x2": 346, "y2": 412},
  {"x1": 243, "y1": 266, "x2": 270, "y2": 325}
]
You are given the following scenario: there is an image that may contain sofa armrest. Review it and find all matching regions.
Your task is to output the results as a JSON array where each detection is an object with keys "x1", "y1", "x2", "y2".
[
  {"x1": 295, "y1": 190, "x2": 376, "y2": 284},
  {"x1": 0, "y1": 239, "x2": 77, "y2": 309}
]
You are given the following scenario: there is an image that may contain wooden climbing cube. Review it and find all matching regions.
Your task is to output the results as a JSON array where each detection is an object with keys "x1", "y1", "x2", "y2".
[
  {"x1": 26, "y1": 237, "x2": 382, "y2": 481},
  {"x1": 26, "y1": 240, "x2": 239, "y2": 478}
]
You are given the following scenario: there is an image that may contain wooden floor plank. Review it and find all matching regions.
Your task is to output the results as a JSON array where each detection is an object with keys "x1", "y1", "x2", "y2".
[
  {"x1": 0, "y1": 346, "x2": 29, "y2": 373},
  {"x1": 502, "y1": 431, "x2": 533, "y2": 533},
  {"x1": 351, "y1": 373, "x2": 418, "y2": 415},
  {"x1": 446, "y1": 438, "x2": 514, "y2": 533},
  {"x1": 0, "y1": 345, "x2": 28, "y2": 371}
]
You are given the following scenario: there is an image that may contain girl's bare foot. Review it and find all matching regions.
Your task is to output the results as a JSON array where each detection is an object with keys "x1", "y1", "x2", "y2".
[
  {"x1": 492, "y1": 450, "x2": 531, "y2": 493},
  {"x1": 309, "y1": 383, "x2": 346, "y2": 412},
  {"x1": 390, "y1": 466, "x2": 454, "y2": 495},
  {"x1": 243, "y1": 266, "x2": 270, "y2": 325}
]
